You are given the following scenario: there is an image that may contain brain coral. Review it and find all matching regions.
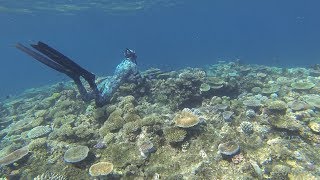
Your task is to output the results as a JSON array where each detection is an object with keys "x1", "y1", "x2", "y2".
[
  {"x1": 27, "y1": 125, "x2": 52, "y2": 139},
  {"x1": 0, "y1": 146, "x2": 29, "y2": 166},
  {"x1": 89, "y1": 162, "x2": 113, "y2": 176},
  {"x1": 63, "y1": 145, "x2": 89, "y2": 163},
  {"x1": 174, "y1": 108, "x2": 200, "y2": 128},
  {"x1": 240, "y1": 121, "x2": 254, "y2": 135}
]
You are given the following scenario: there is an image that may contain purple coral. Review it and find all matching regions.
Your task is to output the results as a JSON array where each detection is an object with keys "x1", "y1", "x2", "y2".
[{"x1": 139, "y1": 140, "x2": 156, "y2": 158}]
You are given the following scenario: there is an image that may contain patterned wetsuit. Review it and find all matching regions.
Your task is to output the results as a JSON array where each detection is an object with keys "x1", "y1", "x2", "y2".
[{"x1": 96, "y1": 58, "x2": 140, "y2": 104}]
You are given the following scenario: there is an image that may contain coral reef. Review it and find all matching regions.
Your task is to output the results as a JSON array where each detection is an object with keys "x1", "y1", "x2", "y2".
[{"x1": 1, "y1": 62, "x2": 320, "y2": 179}]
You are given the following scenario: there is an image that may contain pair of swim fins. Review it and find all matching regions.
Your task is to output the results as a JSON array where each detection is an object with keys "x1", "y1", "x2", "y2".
[{"x1": 16, "y1": 42, "x2": 103, "y2": 106}]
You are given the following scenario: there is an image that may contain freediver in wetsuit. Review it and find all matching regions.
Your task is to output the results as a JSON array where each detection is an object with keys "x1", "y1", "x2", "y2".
[{"x1": 15, "y1": 41, "x2": 141, "y2": 107}]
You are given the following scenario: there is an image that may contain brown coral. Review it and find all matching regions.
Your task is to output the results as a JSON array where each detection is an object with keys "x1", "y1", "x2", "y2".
[
  {"x1": 174, "y1": 108, "x2": 200, "y2": 128},
  {"x1": 89, "y1": 162, "x2": 113, "y2": 176}
]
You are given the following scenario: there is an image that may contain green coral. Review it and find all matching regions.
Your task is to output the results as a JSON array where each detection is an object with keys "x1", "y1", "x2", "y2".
[
  {"x1": 251, "y1": 87, "x2": 262, "y2": 94},
  {"x1": 270, "y1": 164, "x2": 291, "y2": 179},
  {"x1": 52, "y1": 124, "x2": 74, "y2": 139},
  {"x1": 140, "y1": 114, "x2": 164, "y2": 126},
  {"x1": 269, "y1": 116, "x2": 303, "y2": 132},
  {"x1": 34, "y1": 110, "x2": 47, "y2": 118},
  {"x1": 103, "y1": 133, "x2": 115, "y2": 144},
  {"x1": 63, "y1": 145, "x2": 89, "y2": 163},
  {"x1": 48, "y1": 99, "x2": 84, "y2": 119},
  {"x1": 37, "y1": 92, "x2": 61, "y2": 109},
  {"x1": 103, "y1": 142, "x2": 141, "y2": 167},
  {"x1": 262, "y1": 85, "x2": 279, "y2": 94},
  {"x1": 123, "y1": 113, "x2": 141, "y2": 123},
  {"x1": 99, "y1": 109, "x2": 125, "y2": 136},
  {"x1": 28, "y1": 138, "x2": 47, "y2": 151},
  {"x1": 267, "y1": 100, "x2": 288, "y2": 112},
  {"x1": 199, "y1": 83, "x2": 210, "y2": 92},
  {"x1": 291, "y1": 81, "x2": 315, "y2": 90},
  {"x1": 0, "y1": 146, "x2": 29, "y2": 166},
  {"x1": 52, "y1": 114, "x2": 76, "y2": 128},
  {"x1": 27, "y1": 125, "x2": 52, "y2": 139},
  {"x1": 303, "y1": 94, "x2": 320, "y2": 108},
  {"x1": 73, "y1": 123, "x2": 94, "y2": 139},
  {"x1": 164, "y1": 127, "x2": 187, "y2": 143},
  {"x1": 29, "y1": 117, "x2": 45, "y2": 127},
  {"x1": 206, "y1": 77, "x2": 224, "y2": 85},
  {"x1": 122, "y1": 121, "x2": 141, "y2": 135}
]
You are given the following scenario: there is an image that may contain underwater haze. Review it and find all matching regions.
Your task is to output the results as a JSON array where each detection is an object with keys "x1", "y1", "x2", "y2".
[
  {"x1": 1, "y1": 0, "x2": 319, "y2": 98},
  {"x1": 2, "y1": 1, "x2": 320, "y2": 179}
]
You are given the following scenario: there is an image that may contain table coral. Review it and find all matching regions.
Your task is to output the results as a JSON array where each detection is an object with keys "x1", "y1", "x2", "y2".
[
  {"x1": 0, "y1": 146, "x2": 29, "y2": 166},
  {"x1": 63, "y1": 145, "x2": 89, "y2": 163},
  {"x1": 89, "y1": 162, "x2": 113, "y2": 177},
  {"x1": 174, "y1": 108, "x2": 200, "y2": 128}
]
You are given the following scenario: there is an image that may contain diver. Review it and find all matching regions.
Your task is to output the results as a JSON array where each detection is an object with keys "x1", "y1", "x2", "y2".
[{"x1": 15, "y1": 41, "x2": 142, "y2": 107}]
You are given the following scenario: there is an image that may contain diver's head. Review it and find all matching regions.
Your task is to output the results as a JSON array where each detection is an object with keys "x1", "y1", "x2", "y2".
[{"x1": 124, "y1": 48, "x2": 137, "y2": 64}]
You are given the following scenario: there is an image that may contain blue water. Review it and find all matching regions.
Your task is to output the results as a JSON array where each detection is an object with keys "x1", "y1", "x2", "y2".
[{"x1": 1, "y1": 0, "x2": 320, "y2": 98}]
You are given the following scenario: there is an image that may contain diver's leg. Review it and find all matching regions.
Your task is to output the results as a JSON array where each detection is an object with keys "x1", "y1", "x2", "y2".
[
  {"x1": 71, "y1": 75, "x2": 106, "y2": 106},
  {"x1": 72, "y1": 76, "x2": 93, "y2": 102}
]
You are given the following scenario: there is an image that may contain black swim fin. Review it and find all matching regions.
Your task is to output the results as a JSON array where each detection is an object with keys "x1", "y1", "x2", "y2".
[
  {"x1": 16, "y1": 43, "x2": 72, "y2": 75},
  {"x1": 31, "y1": 41, "x2": 95, "y2": 83},
  {"x1": 16, "y1": 42, "x2": 104, "y2": 107}
]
